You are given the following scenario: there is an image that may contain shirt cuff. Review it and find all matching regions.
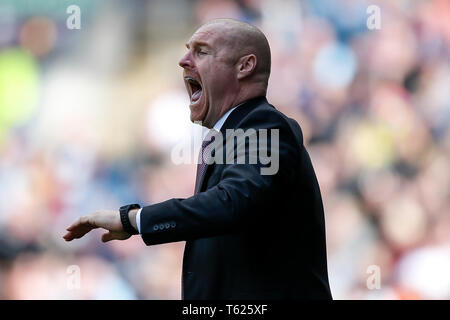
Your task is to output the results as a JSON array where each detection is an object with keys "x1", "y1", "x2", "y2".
[{"x1": 136, "y1": 208, "x2": 142, "y2": 234}]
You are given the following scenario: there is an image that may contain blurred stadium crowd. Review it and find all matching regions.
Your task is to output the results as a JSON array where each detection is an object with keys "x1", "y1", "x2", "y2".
[{"x1": 0, "y1": 0, "x2": 449, "y2": 299}]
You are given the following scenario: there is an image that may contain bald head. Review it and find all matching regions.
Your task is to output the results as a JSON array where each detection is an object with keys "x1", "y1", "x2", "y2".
[
  {"x1": 202, "y1": 19, "x2": 271, "y2": 88},
  {"x1": 179, "y1": 18, "x2": 272, "y2": 127}
]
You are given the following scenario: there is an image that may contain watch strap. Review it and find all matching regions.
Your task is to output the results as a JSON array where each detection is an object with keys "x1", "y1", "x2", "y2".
[{"x1": 120, "y1": 204, "x2": 141, "y2": 235}]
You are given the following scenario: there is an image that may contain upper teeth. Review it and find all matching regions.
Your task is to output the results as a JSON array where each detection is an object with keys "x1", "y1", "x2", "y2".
[{"x1": 185, "y1": 77, "x2": 198, "y2": 84}]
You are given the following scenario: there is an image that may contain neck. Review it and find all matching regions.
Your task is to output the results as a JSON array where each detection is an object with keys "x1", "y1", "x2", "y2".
[
  {"x1": 204, "y1": 85, "x2": 266, "y2": 129},
  {"x1": 219, "y1": 86, "x2": 266, "y2": 120}
]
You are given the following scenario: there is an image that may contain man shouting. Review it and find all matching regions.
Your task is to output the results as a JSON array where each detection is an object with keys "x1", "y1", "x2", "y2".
[{"x1": 64, "y1": 18, "x2": 332, "y2": 300}]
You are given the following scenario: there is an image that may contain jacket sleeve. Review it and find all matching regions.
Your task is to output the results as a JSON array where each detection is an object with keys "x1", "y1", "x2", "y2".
[{"x1": 139, "y1": 111, "x2": 302, "y2": 246}]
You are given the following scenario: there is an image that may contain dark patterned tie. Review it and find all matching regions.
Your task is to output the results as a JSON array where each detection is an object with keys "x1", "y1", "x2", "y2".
[{"x1": 194, "y1": 130, "x2": 217, "y2": 194}]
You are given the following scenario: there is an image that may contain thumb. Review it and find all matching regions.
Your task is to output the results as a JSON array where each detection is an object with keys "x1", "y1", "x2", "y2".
[{"x1": 101, "y1": 231, "x2": 115, "y2": 243}]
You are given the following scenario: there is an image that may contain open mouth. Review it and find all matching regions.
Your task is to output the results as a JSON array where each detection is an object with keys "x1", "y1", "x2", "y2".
[{"x1": 184, "y1": 77, "x2": 202, "y2": 105}]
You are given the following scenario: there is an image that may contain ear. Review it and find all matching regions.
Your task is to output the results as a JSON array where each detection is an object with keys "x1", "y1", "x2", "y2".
[{"x1": 236, "y1": 54, "x2": 257, "y2": 80}]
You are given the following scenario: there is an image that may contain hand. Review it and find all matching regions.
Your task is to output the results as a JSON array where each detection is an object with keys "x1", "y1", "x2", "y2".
[{"x1": 63, "y1": 210, "x2": 131, "y2": 243}]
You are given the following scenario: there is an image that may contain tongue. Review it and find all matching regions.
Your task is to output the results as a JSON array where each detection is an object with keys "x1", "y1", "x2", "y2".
[{"x1": 192, "y1": 89, "x2": 202, "y2": 102}]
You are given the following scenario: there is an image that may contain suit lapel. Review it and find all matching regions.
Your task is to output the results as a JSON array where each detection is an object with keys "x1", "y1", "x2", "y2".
[{"x1": 195, "y1": 96, "x2": 269, "y2": 194}]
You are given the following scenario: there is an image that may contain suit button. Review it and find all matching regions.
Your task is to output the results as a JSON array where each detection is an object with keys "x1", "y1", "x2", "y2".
[
  {"x1": 159, "y1": 223, "x2": 164, "y2": 230},
  {"x1": 170, "y1": 222, "x2": 176, "y2": 228},
  {"x1": 153, "y1": 225, "x2": 159, "y2": 231},
  {"x1": 165, "y1": 222, "x2": 170, "y2": 229}
]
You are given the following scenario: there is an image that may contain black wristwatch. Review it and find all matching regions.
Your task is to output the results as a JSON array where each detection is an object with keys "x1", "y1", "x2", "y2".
[{"x1": 119, "y1": 204, "x2": 141, "y2": 235}]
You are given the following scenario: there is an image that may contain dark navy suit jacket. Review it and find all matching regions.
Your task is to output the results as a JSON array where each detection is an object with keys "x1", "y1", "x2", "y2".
[{"x1": 140, "y1": 96, "x2": 332, "y2": 300}]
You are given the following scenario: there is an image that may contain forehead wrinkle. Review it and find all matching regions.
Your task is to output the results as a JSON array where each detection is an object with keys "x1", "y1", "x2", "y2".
[
  {"x1": 187, "y1": 34, "x2": 215, "y2": 50},
  {"x1": 192, "y1": 24, "x2": 229, "y2": 44},
  {"x1": 199, "y1": 23, "x2": 249, "y2": 56},
  {"x1": 191, "y1": 29, "x2": 215, "y2": 43}
]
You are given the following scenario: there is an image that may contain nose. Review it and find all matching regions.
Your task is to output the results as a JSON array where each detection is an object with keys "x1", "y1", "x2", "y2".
[{"x1": 179, "y1": 51, "x2": 193, "y2": 69}]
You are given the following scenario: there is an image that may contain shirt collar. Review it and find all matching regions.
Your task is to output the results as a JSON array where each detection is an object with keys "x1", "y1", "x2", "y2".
[{"x1": 212, "y1": 102, "x2": 245, "y2": 131}]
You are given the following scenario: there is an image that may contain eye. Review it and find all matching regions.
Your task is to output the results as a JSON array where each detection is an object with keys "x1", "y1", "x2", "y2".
[{"x1": 197, "y1": 49, "x2": 207, "y2": 56}]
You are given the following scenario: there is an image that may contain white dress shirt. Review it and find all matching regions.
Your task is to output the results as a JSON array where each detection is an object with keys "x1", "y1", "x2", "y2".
[{"x1": 135, "y1": 106, "x2": 239, "y2": 234}]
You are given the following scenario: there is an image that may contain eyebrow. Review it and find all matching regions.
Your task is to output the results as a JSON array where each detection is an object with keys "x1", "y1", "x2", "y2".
[{"x1": 185, "y1": 41, "x2": 211, "y2": 50}]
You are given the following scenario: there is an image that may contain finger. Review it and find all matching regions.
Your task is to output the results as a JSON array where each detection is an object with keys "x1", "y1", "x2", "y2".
[
  {"x1": 66, "y1": 218, "x2": 80, "y2": 231},
  {"x1": 65, "y1": 224, "x2": 96, "y2": 241},
  {"x1": 66, "y1": 216, "x2": 86, "y2": 231},
  {"x1": 64, "y1": 225, "x2": 95, "y2": 241},
  {"x1": 67, "y1": 214, "x2": 97, "y2": 231},
  {"x1": 63, "y1": 231, "x2": 79, "y2": 241},
  {"x1": 63, "y1": 232, "x2": 73, "y2": 241}
]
